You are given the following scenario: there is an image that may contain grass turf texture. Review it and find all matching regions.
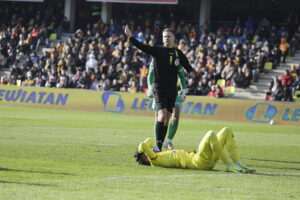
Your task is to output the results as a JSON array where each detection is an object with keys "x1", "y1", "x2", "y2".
[{"x1": 0, "y1": 105, "x2": 299, "y2": 200}]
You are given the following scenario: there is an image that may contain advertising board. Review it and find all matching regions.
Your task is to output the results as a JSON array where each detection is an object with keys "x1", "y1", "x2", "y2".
[{"x1": 1, "y1": 85, "x2": 299, "y2": 125}]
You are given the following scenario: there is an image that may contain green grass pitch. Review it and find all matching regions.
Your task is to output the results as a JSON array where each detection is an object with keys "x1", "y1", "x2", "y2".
[{"x1": 0, "y1": 105, "x2": 300, "y2": 200}]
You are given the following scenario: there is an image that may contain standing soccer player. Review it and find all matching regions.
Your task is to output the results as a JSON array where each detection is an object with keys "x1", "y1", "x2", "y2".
[
  {"x1": 124, "y1": 25, "x2": 194, "y2": 150},
  {"x1": 147, "y1": 57, "x2": 188, "y2": 150}
]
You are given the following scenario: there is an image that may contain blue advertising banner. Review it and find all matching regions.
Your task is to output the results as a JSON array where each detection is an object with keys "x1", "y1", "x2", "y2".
[{"x1": 1, "y1": 85, "x2": 299, "y2": 125}]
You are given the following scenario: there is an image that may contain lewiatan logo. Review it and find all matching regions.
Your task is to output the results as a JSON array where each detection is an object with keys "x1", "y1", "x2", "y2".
[
  {"x1": 246, "y1": 103, "x2": 300, "y2": 123},
  {"x1": 246, "y1": 103, "x2": 277, "y2": 123},
  {"x1": 0, "y1": 89, "x2": 68, "y2": 105},
  {"x1": 102, "y1": 92, "x2": 124, "y2": 113}
]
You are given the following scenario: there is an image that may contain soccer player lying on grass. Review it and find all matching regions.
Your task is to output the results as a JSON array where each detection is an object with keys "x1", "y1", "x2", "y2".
[{"x1": 134, "y1": 127, "x2": 255, "y2": 173}]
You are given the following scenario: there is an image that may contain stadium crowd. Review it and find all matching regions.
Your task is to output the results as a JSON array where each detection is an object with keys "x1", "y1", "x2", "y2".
[{"x1": 1, "y1": 4, "x2": 300, "y2": 101}]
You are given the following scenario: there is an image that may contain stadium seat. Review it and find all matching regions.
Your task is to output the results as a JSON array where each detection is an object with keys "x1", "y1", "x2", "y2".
[
  {"x1": 264, "y1": 62, "x2": 273, "y2": 70},
  {"x1": 225, "y1": 86, "x2": 235, "y2": 96},
  {"x1": 16, "y1": 79, "x2": 22, "y2": 86},
  {"x1": 49, "y1": 33, "x2": 57, "y2": 41},
  {"x1": 216, "y1": 79, "x2": 226, "y2": 88},
  {"x1": 252, "y1": 35, "x2": 259, "y2": 43}
]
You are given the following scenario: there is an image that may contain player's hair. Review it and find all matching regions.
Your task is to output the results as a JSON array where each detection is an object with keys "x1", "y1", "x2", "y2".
[
  {"x1": 134, "y1": 149, "x2": 150, "y2": 166},
  {"x1": 162, "y1": 28, "x2": 175, "y2": 36}
]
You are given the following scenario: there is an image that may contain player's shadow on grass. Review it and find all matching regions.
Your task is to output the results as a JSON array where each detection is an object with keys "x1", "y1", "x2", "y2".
[
  {"x1": 251, "y1": 164, "x2": 300, "y2": 171},
  {"x1": 0, "y1": 180, "x2": 57, "y2": 187},
  {"x1": 244, "y1": 159, "x2": 300, "y2": 171},
  {"x1": 246, "y1": 158, "x2": 300, "y2": 165},
  {"x1": 251, "y1": 172, "x2": 300, "y2": 178},
  {"x1": 0, "y1": 167, "x2": 75, "y2": 176}
]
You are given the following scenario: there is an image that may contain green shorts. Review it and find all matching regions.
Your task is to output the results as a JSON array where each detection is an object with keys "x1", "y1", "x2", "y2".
[{"x1": 151, "y1": 95, "x2": 180, "y2": 111}]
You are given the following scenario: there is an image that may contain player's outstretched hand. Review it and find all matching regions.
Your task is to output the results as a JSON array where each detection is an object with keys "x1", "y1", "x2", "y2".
[
  {"x1": 147, "y1": 86, "x2": 154, "y2": 98},
  {"x1": 226, "y1": 164, "x2": 246, "y2": 173},
  {"x1": 179, "y1": 88, "x2": 187, "y2": 102},
  {"x1": 124, "y1": 25, "x2": 133, "y2": 38}
]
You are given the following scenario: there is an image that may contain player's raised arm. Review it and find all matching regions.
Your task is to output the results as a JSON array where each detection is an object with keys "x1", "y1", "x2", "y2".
[
  {"x1": 124, "y1": 25, "x2": 158, "y2": 57},
  {"x1": 177, "y1": 49, "x2": 194, "y2": 75},
  {"x1": 138, "y1": 138, "x2": 157, "y2": 159},
  {"x1": 124, "y1": 25, "x2": 133, "y2": 38}
]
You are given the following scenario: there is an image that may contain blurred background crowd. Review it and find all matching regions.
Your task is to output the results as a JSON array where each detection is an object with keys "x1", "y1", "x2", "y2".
[{"x1": 0, "y1": 1, "x2": 300, "y2": 101}]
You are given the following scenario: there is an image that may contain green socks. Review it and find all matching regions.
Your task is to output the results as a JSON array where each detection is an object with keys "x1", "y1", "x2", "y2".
[{"x1": 167, "y1": 121, "x2": 178, "y2": 140}]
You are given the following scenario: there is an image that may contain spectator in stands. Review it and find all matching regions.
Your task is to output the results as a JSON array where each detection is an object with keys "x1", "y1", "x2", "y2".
[
  {"x1": 30, "y1": 51, "x2": 40, "y2": 63},
  {"x1": 269, "y1": 76, "x2": 281, "y2": 99},
  {"x1": 85, "y1": 53, "x2": 98, "y2": 72},
  {"x1": 1, "y1": 4, "x2": 299, "y2": 102},
  {"x1": 269, "y1": 46, "x2": 281, "y2": 69},
  {"x1": 241, "y1": 61, "x2": 252, "y2": 88},
  {"x1": 77, "y1": 71, "x2": 91, "y2": 89},
  {"x1": 139, "y1": 64, "x2": 148, "y2": 92},
  {"x1": 127, "y1": 80, "x2": 138, "y2": 93},
  {"x1": 110, "y1": 78, "x2": 121, "y2": 91},
  {"x1": 277, "y1": 70, "x2": 294, "y2": 102},
  {"x1": 279, "y1": 38, "x2": 290, "y2": 63},
  {"x1": 290, "y1": 64, "x2": 300, "y2": 96},
  {"x1": 208, "y1": 85, "x2": 224, "y2": 98},
  {"x1": 233, "y1": 67, "x2": 247, "y2": 88},
  {"x1": 282, "y1": 86, "x2": 293, "y2": 101},
  {"x1": 221, "y1": 60, "x2": 235, "y2": 84},
  {"x1": 290, "y1": 36, "x2": 298, "y2": 57},
  {"x1": 0, "y1": 46, "x2": 5, "y2": 68},
  {"x1": 22, "y1": 73, "x2": 35, "y2": 86},
  {"x1": 186, "y1": 78, "x2": 197, "y2": 95},
  {"x1": 57, "y1": 70, "x2": 69, "y2": 88},
  {"x1": 280, "y1": 70, "x2": 292, "y2": 87},
  {"x1": 10, "y1": 63, "x2": 22, "y2": 84},
  {"x1": 193, "y1": 80, "x2": 211, "y2": 96},
  {"x1": 47, "y1": 68, "x2": 57, "y2": 87}
]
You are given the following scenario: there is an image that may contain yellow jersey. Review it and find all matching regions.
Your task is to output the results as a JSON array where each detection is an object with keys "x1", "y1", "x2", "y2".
[{"x1": 139, "y1": 138, "x2": 216, "y2": 170}]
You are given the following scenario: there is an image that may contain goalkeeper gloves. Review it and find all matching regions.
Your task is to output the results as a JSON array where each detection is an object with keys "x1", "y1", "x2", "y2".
[
  {"x1": 179, "y1": 88, "x2": 187, "y2": 102},
  {"x1": 147, "y1": 86, "x2": 154, "y2": 98},
  {"x1": 226, "y1": 163, "x2": 246, "y2": 173}
]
